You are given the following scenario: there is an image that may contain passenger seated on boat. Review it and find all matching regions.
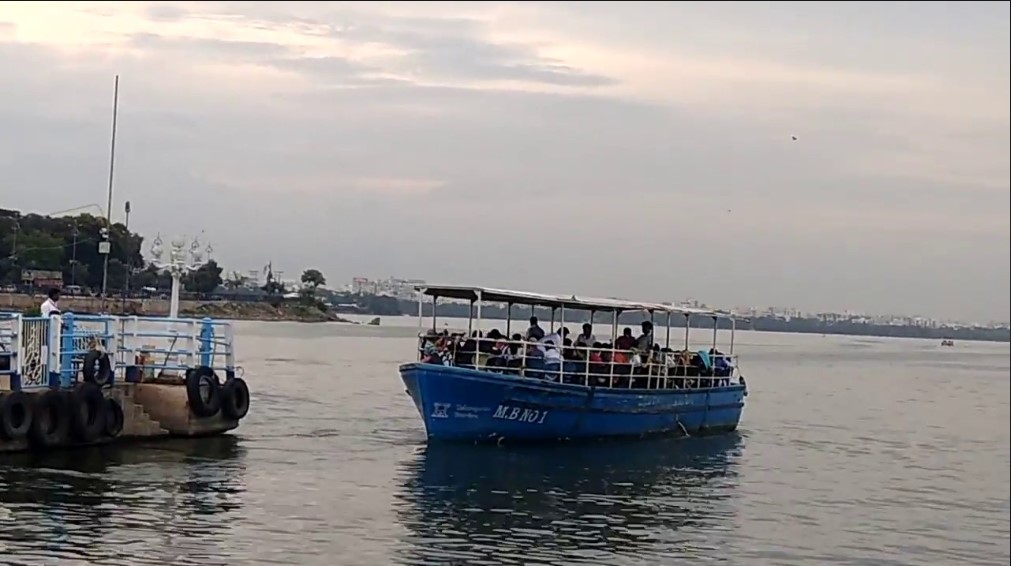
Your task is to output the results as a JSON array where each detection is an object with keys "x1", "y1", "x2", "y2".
[
  {"x1": 484, "y1": 330, "x2": 511, "y2": 369},
  {"x1": 482, "y1": 329, "x2": 504, "y2": 352},
  {"x1": 615, "y1": 328, "x2": 636, "y2": 351},
  {"x1": 503, "y1": 334, "x2": 525, "y2": 371},
  {"x1": 541, "y1": 339, "x2": 563, "y2": 377},
  {"x1": 539, "y1": 327, "x2": 562, "y2": 352},
  {"x1": 612, "y1": 328, "x2": 635, "y2": 374},
  {"x1": 588, "y1": 343, "x2": 609, "y2": 385},
  {"x1": 456, "y1": 335, "x2": 479, "y2": 367},
  {"x1": 646, "y1": 344, "x2": 663, "y2": 377},
  {"x1": 524, "y1": 339, "x2": 544, "y2": 360},
  {"x1": 526, "y1": 316, "x2": 545, "y2": 341},
  {"x1": 421, "y1": 334, "x2": 453, "y2": 365}
]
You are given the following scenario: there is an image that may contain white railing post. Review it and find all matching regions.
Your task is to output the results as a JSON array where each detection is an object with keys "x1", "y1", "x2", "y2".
[
  {"x1": 225, "y1": 322, "x2": 235, "y2": 370},
  {"x1": 189, "y1": 319, "x2": 198, "y2": 368},
  {"x1": 107, "y1": 316, "x2": 118, "y2": 374},
  {"x1": 48, "y1": 314, "x2": 62, "y2": 386},
  {"x1": 12, "y1": 313, "x2": 22, "y2": 380}
]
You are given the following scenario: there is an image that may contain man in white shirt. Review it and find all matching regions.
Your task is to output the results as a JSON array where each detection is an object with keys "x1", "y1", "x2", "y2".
[
  {"x1": 40, "y1": 288, "x2": 61, "y2": 316},
  {"x1": 574, "y1": 323, "x2": 596, "y2": 349}
]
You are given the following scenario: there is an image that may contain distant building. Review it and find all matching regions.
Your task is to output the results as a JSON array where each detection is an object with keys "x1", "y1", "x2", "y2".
[
  {"x1": 21, "y1": 269, "x2": 63, "y2": 289},
  {"x1": 350, "y1": 276, "x2": 426, "y2": 300}
]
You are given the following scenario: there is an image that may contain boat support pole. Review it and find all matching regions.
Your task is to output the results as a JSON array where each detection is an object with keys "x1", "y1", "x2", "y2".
[
  {"x1": 684, "y1": 314, "x2": 691, "y2": 351},
  {"x1": 559, "y1": 304, "x2": 565, "y2": 384},
  {"x1": 416, "y1": 291, "x2": 423, "y2": 332},
  {"x1": 711, "y1": 316, "x2": 718, "y2": 387},
  {"x1": 475, "y1": 291, "x2": 483, "y2": 369}
]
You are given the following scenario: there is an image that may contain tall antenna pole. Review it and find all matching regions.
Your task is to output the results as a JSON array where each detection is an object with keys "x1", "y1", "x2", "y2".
[{"x1": 101, "y1": 74, "x2": 120, "y2": 309}]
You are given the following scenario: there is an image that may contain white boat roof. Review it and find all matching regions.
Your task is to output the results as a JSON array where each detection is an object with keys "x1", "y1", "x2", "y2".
[{"x1": 416, "y1": 285, "x2": 733, "y2": 318}]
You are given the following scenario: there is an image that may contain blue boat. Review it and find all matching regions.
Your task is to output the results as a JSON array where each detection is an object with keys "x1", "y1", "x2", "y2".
[{"x1": 400, "y1": 286, "x2": 748, "y2": 443}]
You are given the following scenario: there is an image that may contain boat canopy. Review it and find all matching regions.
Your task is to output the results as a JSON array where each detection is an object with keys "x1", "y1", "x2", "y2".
[{"x1": 415, "y1": 285, "x2": 733, "y2": 319}]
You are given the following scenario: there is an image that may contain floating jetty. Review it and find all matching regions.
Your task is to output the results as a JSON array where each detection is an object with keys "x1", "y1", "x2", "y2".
[{"x1": 0, "y1": 313, "x2": 250, "y2": 453}]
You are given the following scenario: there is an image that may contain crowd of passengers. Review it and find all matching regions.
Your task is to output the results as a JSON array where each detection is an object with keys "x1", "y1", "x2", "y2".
[{"x1": 420, "y1": 316, "x2": 735, "y2": 388}]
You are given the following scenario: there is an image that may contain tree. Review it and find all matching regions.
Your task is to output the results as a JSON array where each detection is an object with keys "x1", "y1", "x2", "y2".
[
  {"x1": 184, "y1": 260, "x2": 223, "y2": 293},
  {"x1": 105, "y1": 258, "x2": 128, "y2": 291},
  {"x1": 300, "y1": 268, "x2": 326, "y2": 289},
  {"x1": 0, "y1": 211, "x2": 145, "y2": 291},
  {"x1": 132, "y1": 265, "x2": 172, "y2": 291},
  {"x1": 64, "y1": 262, "x2": 89, "y2": 288}
]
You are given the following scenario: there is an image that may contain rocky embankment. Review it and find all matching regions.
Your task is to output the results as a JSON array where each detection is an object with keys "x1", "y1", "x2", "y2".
[
  {"x1": 183, "y1": 302, "x2": 353, "y2": 323},
  {"x1": 1, "y1": 293, "x2": 354, "y2": 323}
]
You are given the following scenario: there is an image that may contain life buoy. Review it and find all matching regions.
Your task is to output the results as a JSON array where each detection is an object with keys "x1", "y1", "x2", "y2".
[
  {"x1": 28, "y1": 390, "x2": 71, "y2": 448},
  {"x1": 104, "y1": 398, "x2": 124, "y2": 437},
  {"x1": 185, "y1": 366, "x2": 222, "y2": 417},
  {"x1": 70, "y1": 382, "x2": 107, "y2": 442},
  {"x1": 82, "y1": 350, "x2": 113, "y2": 386},
  {"x1": 221, "y1": 377, "x2": 250, "y2": 420},
  {"x1": 0, "y1": 391, "x2": 33, "y2": 440}
]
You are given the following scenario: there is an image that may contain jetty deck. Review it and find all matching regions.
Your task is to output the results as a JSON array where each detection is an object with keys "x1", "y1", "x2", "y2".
[{"x1": 0, "y1": 312, "x2": 249, "y2": 453}]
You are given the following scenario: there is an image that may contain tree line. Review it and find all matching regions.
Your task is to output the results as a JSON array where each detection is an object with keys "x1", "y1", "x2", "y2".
[{"x1": 1, "y1": 208, "x2": 222, "y2": 294}]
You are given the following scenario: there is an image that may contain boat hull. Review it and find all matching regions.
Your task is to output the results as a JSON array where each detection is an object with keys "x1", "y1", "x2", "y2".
[{"x1": 400, "y1": 362, "x2": 747, "y2": 442}]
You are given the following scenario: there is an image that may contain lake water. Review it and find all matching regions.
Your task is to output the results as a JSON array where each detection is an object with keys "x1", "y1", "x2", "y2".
[{"x1": 1, "y1": 318, "x2": 1008, "y2": 565}]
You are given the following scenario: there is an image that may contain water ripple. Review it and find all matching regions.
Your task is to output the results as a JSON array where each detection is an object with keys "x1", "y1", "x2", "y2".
[{"x1": 1, "y1": 324, "x2": 1007, "y2": 565}]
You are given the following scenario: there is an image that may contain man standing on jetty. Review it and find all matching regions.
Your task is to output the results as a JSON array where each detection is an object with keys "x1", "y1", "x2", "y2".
[{"x1": 40, "y1": 288, "x2": 61, "y2": 316}]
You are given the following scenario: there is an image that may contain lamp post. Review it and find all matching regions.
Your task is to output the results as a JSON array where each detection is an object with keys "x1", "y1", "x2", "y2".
[
  {"x1": 70, "y1": 221, "x2": 79, "y2": 286},
  {"x1": 121, "y1": 200, "x2": 131, "y2": 310},
  {"x1": 148, "y1": 234, "x2": 212, "y2": 319},
  {"x1": 101, "y1": 74, "x2": 120, "y2": 306}
]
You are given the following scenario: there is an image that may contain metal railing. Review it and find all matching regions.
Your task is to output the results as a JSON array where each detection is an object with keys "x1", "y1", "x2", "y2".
[
  {"x1": 417, "y1": 333, "x2": 741, "y2": 390},
  {"x1": 0, "y1": 312, "x2": 235, "y2": 391}
]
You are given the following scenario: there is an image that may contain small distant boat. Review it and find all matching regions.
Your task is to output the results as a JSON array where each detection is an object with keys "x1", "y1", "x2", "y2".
[
  {"x1": 940, "y1": 338, "x2": 955, "y2": 347},
  {"x1": 400, "y1": 286, "x2": 748, "y2": 443}
]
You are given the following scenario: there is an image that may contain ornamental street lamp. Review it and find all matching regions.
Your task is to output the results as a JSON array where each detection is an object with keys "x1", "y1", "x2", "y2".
[{"x1": 148, "y1": 234, "x2": 212, "y2": 318}]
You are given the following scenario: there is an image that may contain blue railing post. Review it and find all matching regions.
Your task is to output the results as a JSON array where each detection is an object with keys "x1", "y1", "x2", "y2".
[
  {"x1": 60, "y1": 313, "x2": 76, "y2": 388},
  {"x1": 199, "y1": 318, "x2": 214, "y2": 368}
]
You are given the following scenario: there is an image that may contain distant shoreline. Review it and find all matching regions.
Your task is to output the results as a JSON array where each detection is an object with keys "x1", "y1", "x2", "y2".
[{"x1": 2, "y1": 293, "x2": 1006, "y2": 342}]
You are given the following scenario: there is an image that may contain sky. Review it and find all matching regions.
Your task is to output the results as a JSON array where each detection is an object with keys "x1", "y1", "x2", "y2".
[{"x1": 0, "y1": 1, "x2": 1008, "y2": 322}]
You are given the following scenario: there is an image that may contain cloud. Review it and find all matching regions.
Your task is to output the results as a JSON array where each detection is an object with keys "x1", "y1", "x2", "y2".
[
  {"x1": 331, "y1": 19, "x2": 617, "y2": 87},
  {"x1": 0, "y1": 1, "x2": 1007, "y2": 322},
  {"x1": 127, "y1": 32, "x2": 293, "y2": 59}
]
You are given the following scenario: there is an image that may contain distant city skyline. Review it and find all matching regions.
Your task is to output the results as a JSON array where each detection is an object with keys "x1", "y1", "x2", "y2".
[{"x1": 1, "y1": 2, "x2": 1007, "y2": 322}]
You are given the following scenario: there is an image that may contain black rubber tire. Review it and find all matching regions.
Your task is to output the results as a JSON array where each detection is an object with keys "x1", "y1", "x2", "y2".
[
  {"x1": 186, "y1": 366, "x2": 221, "y2": 417},
  {"x1": 70, "y1": 382, "x2": 107, "y2": 442},
  {"x1": 104, "y1": 398, "x2": 124, "y2": 438},
  {"x1": 28, "y1": 390, "x2": 71, "y2": 448},
  {"x1": 82, "y1": 350, "x2": 113, "y2": 386},
  {"x1": 221, "y1": 378, "x2": 250, "y2": 421},
  {"x1": 0, "y1": 391, "x2": 33, "y2": 440}
]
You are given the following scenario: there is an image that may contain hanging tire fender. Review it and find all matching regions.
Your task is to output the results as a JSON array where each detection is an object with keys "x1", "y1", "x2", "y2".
[
  {"x1": 104, "y1": 398, "x2": 124, "y2": 437},
  {"x1": 70, "y1": 382, "x2": 107, "y2": 442},
  {"x1": 28, "y1": 390, "x2": 71, "y2": 448},
  {"x1": 0, "y1": 391, "x2": 33, "y2": 441},
  {"x1": 82, "y1": 350, "x2": 113, "y2": 386},
  {"x1": 221, "y1": 377, "x2": 250, "y2": 421},
  {"x1": 186, "y1": 366, "x2": 222, "y2": 417}
]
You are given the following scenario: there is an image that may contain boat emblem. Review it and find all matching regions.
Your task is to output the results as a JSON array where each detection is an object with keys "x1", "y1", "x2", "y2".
[{"x1": 431, "y1": 403, "x2": 451, "y2": 418}]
